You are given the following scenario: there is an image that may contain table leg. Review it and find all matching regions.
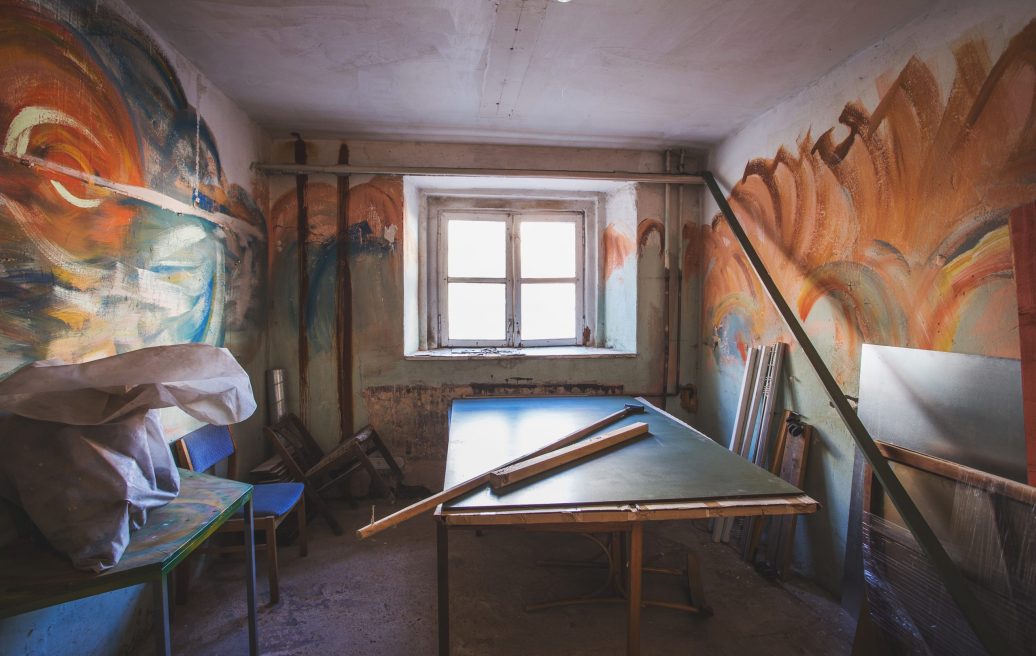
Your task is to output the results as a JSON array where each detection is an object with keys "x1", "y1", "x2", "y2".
[
  {"x1": 627, "y1": 524, "x2": 643, "y2": 656},
  {"x1": 243, "y1": 495, "x2": 259, "y2": 656},
  {"x1": 152, "y1": 574, "x2": 171, "y2": 656},
  {"x1": 437, "y1": 519, "x2": 450, "y2": 656}
]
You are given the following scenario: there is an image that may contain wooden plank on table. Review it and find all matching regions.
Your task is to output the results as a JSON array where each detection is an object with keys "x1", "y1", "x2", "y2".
[{"x1": 489, "y1": 423, "x2": 650, "y2": 490}]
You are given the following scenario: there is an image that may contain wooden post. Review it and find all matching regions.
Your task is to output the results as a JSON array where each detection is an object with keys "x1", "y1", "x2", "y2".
[
  {"x1": 1009, "y1": 202, "x2": 1036, "y2": 486},
  {"x1": 293, "y1": 133, "x2": 310, "y2": 425},
  {"x1": 627, "y1": 524, "x2": 643, "y2": 656},
  {"x1": 336, "y1": 144, "x2": 354, "y2": 443}
]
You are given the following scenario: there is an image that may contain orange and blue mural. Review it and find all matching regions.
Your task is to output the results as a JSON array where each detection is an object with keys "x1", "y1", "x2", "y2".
[
  {"x1": 0, "y1": 0, "x2": 266, "y2": 377},
  {"x1": 704, "y1": 20, "x2": 1036, "y2": 388}
]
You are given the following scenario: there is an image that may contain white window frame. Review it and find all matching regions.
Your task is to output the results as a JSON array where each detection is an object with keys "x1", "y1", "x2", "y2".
[{"x1": 426, "y1": 195, "x2": 599, "y2": 349}]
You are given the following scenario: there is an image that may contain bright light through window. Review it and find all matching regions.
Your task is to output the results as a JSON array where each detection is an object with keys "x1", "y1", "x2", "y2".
[
  {"x1": 440, "y1": 211, "x2": 583, "y2": 346},
  {"x1": 520, "y1": 221, "x2": 575, "y2": 278},
  {"x1": 521, "y1": 282, "x2": 576, "y2": 339},
  {"x1": 447, "y1": 282, "x2": 505, "y2": 340}
]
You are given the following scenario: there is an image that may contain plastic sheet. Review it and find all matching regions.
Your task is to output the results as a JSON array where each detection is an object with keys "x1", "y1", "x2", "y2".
[
  {"x1": 862, "y1": 472, "x2": 1036, "y2": 655},
  {"x1": 0, "y1": 344, "x2": 256, "y2": 571}
]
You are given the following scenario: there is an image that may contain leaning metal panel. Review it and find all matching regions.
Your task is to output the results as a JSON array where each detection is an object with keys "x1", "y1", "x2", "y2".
[{"x1": 858, "y1": 344, "x2": 1025, "y2": 483}]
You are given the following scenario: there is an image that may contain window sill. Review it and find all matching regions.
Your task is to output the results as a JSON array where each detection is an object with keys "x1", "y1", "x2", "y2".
[{"x1": 404, "y1": 346, "x2": 637, "y2": 360}]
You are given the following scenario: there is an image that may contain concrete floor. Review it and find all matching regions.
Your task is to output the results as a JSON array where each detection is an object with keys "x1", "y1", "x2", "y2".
[{"x1": 160, "y1": 501, "x2": 854, "y2": 655}]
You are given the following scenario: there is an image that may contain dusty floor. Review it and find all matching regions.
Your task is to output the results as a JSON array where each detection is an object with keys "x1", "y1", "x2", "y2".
[{"x1": 158, "y1": 501, "x2": 854, "y2": 655}]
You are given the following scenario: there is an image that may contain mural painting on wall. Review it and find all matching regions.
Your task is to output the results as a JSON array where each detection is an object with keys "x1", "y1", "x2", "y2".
[
  {"x1": 269, "y1": 174, "x2": 403, "y2": 353},
  {"x1": 705, "y1": 21, "x2": 1036, "y2": 386},
  {"x1": 0, "y1": 0, "x2": 267, "y2": 378}
]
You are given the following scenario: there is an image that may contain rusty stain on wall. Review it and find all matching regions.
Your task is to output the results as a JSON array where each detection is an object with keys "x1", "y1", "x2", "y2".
[
  {"x1": 603, "y1": 223, "x2": 635, "y2": 278},
  {"x1": 363, "y1": 383, "x2": 624, "y2": 459},
  {"x1": 704, "y1": 21, "x2": 1036, "y2": 387},
  {"x1": 637, "y1": 217, "x2": 664, "y2": 255}
]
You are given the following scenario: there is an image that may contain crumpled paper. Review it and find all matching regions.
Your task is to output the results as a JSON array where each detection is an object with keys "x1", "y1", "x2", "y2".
[{"x1": 0, "y1": 344, "x2": 257, "y2": 571}]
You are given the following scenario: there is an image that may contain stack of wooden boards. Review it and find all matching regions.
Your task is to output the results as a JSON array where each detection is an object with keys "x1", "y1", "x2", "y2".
[{"x1": 713, "y1": 342, "x2": 813, "y2": 578}]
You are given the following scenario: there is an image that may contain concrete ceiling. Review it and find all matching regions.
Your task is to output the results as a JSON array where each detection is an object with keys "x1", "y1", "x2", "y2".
[{"x1": 127, "y1": 0, "x2": 937, "y2": 149}]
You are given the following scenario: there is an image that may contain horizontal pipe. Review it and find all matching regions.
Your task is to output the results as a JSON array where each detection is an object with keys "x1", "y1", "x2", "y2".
[{"x1": 253, "y1": 162, "x2": 704, "y2": 185}]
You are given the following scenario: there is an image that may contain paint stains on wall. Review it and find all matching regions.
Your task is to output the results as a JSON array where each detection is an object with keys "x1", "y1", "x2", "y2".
[
  {"x1": 704, "y1": 21, "x2": 1036, "y2": 387},
  {"x1": 0, "y1": 0, "x2": 266, "y2": 376},
  {"x1": 637, "y1": 217, "x2": 664, "y2": 256},
  {"x1": 603, "y1": 223, "x2": 635, "y2": 279},
  {"x1": 347, "y1": 176, "x2": 403, "y2": 254}
]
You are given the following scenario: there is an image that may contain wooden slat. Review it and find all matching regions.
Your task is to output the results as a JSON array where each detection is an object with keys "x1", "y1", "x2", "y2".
[
  {"x1": 439, "y1": 494, "x2": 819, "y2": 526},
  {"x1": 876, "y1": 440, "x2": 1036, "y2": 505},
  {"x1": 773, "y1": 424, "x2": 812, "y2": 578},
  {"x1": 489, "y1": 422, "x2": 649, "y2": 490},
  {"x1": 1009, "y1": 202, "x2": 1036, "y2": 486}
]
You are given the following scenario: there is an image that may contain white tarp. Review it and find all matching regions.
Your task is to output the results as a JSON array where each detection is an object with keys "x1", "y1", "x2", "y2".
[{"x1": 0, "y1": 344, "x2": 256, "y2": 571}]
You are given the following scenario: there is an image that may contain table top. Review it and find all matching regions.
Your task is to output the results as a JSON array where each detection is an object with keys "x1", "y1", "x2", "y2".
[
  {"x1": 0, "y1": 469, "x2": 252, "y2": 618},
  {"x1": 442, "y1": 396, "x2": 805, "y2": 513}
]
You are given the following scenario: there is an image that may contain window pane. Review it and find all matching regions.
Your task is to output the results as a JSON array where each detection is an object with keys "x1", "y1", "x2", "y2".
[
  {"x1": 448, "y1": 219, "x2": 505, "y2": 278},
  {"x1": 448, "y1": 282, "x2": 505, "y2": 341},
  {"x1": 520, "y1": 221, "x2": 575, "y2": 278},
  {"x1": 521, "y1": 283, "x2": 576, "y2": 341}
]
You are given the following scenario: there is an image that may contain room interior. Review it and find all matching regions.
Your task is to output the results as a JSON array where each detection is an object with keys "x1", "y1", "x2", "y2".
[{"x1": 0, "y1": 0, "x2": 1034, "y2": 654}]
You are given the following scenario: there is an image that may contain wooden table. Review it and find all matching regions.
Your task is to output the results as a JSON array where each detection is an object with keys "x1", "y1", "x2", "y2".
[
  {"x1": 436, "y1": 396, "x2": 818, "y2": 655},
  {"x1": 0, "y1": 469, "x2": 258, "y2": 656}
]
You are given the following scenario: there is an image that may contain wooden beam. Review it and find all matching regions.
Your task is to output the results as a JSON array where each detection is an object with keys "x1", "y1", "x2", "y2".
[
  {"x1": 701, "y1": 171, "x2": 1005, "y2": 656},
  {"x1": 1009, "y1": 202, "x2": 1036, "y2": 486},
  {"x1": 876, "y1": 441, "x2": 1036, "y2": 505},
  {"x1": 489, "y1": 422, "x2": 649, "y2": 490},
  {"x1": 293, "y1": 134, "x2": 310, "y2": 426},
  {"x1": 253, "y1": 162, "x2": 705, "y2": 185},
  {"x1": 336, "y1": 144, "x2": 353, "y2": 442}
]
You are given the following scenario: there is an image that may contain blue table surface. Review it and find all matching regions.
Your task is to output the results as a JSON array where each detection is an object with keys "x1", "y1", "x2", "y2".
[{"x1": 444, "y1": 396, "x2": 802, "y2": 510}]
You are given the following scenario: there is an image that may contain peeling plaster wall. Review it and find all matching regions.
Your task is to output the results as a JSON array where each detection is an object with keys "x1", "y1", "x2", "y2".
[
  {"x1": 700, "y1": 0, "x2": 1036, "y2": 595},
  {"x1": 265, "y1": 139, "x2": 701, "y2": 479},
  {"x1": 0, "y1": 0, "x2": 267, "y2": 652}
]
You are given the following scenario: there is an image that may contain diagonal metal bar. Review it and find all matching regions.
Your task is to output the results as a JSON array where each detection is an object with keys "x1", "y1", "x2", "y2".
[{"x1": 700, "y1": 171, "x2": 1004, "y2": 655}]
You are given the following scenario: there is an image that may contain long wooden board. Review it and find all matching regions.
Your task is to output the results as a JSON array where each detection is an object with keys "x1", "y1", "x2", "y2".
[{"x1": 489, "y1": 423, "x2": 649, "y2": 490}]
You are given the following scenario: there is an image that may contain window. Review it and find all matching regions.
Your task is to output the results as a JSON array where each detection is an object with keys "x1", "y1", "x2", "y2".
[
  {"x1": 406, "y1": 179, "x2": 637, "y2": 357},
  {"x1": 438, "y1": 210, "x2": 585, "y2": 346}
]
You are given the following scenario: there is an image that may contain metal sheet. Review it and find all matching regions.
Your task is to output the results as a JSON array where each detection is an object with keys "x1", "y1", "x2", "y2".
[
  {"x1": 858, "y1": 344, "x2": 1026, "y2": 483},
  {"x1": 444, "y1": 396, "x2": 801, "y2": 510}
]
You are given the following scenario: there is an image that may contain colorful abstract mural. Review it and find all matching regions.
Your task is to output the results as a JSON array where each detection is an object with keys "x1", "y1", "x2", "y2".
[
  {"x1": 269, "y1": 175, "x2": 403, "y2": 354},
  {"x1": 0, "y1": 0, "x2": 266, "y2": 377},
  {"x1": 704, "y1": 21, "x2": 1036, "y2": 387}
]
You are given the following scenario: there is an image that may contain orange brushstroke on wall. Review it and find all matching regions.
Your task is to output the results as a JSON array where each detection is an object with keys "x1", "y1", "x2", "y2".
[
  {"x1": 347, "y1": 176, "x2": 403, "y2": 251},
  {"x1": 637, "y1": 217, "x2": 664, "y2": 255},
  {"x1": 704, "y1": 21, "x2": 1036, "y2": 383},
  {"x1": 603, "y1": 224, "x2": 635, "y2": 279}
]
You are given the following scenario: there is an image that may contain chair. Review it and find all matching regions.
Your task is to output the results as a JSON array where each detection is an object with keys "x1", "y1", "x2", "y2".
[
  {"x1": 264, "y1": 415, "x2": 404, "y2": 536},
  {"x1": 174, "y1": 424, "x2": 307, "y2": 605}
]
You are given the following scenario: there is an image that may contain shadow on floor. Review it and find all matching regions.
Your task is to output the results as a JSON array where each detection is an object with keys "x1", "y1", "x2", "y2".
[{"x1": 158, "y1": 500, "x2": 854, "y2": 655}]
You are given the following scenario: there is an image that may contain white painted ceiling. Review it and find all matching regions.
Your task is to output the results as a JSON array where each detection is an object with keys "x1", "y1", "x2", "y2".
[{"x1": 127, "y1": 0, "x2": 937, "y2": 149}]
